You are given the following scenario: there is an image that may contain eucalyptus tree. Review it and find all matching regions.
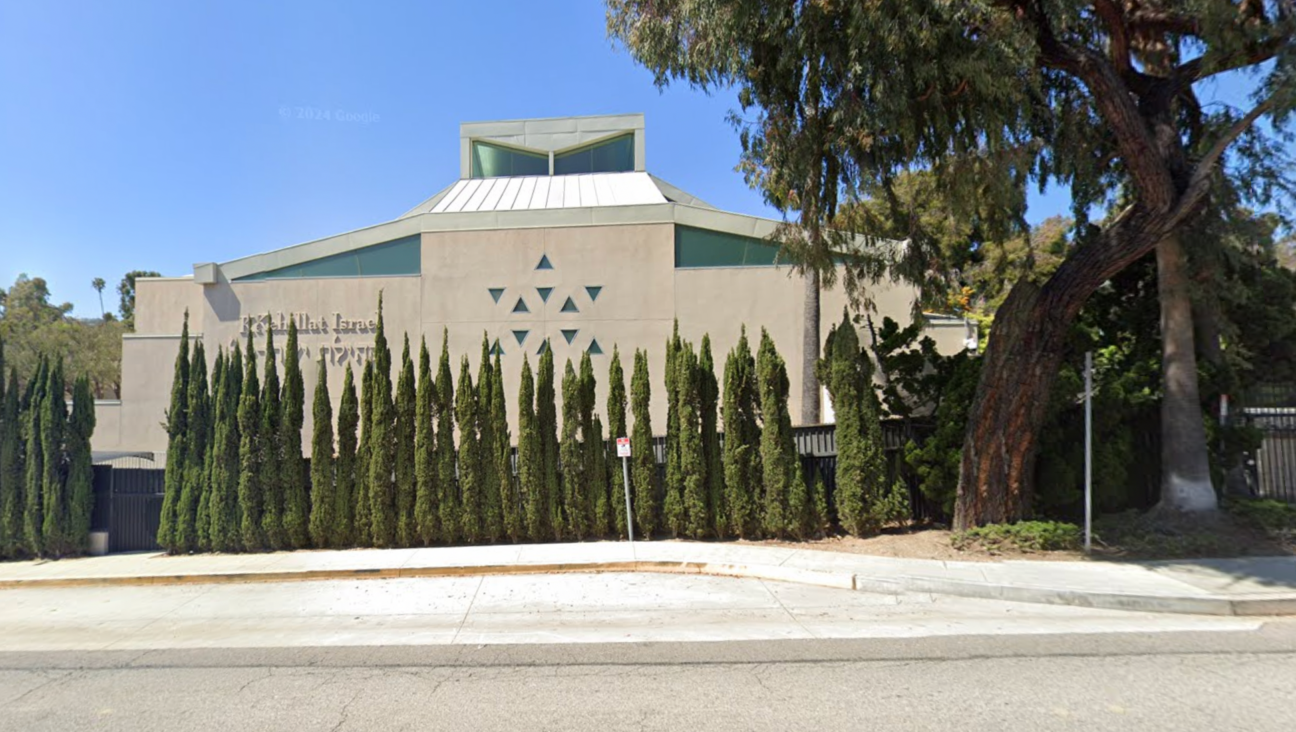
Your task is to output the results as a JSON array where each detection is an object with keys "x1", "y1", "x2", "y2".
[{"x1": 608, "y1": 0, "x2": 1295, "y2": 527}]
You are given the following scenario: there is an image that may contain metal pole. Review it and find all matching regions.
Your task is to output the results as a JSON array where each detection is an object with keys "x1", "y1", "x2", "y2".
[
  {"x1": 1084, "y1": 351, "x2": 1093, "y2": 554},
  {"x1": 622, "y1": 455, "x2": 634, "y2": 545}
]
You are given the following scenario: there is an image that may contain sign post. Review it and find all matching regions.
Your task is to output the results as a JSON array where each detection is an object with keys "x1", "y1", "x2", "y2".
[{"x1": 616, "y1": 437, "x2": 634, "y2": 545}]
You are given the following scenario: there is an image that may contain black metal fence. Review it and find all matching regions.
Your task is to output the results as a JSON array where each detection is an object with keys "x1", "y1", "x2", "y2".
[
  {"x1": 91, "y1": 420, "x2": 940, "y2": 554},
  {"x1": 1238, "y1": 409, "x2": 1296, "y2": 505}
]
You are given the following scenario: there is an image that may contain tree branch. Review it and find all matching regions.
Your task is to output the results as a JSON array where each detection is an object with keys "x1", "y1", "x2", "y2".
[
  {"x1": 1091, "y1": 0, "x2": 1132, "y2": 74},
  {"x1": 1174, "y1": 94, "x2": 1277, "y2": 224}
]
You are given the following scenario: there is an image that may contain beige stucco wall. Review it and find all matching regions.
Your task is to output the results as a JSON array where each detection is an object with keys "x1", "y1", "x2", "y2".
[
  {"x1": 109, "y1": 221, "x2": 958, "y2": 454},
  {"x1": 90, "y1": 401, "x2": 123, "y2": 452}
]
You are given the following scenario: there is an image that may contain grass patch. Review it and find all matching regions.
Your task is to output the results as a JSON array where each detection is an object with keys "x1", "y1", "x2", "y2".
[{"x1": 952, "y1": 521, "x2": 1081, "y2": 553}]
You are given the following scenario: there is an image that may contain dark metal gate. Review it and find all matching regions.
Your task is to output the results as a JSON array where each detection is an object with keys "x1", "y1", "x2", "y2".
[{"x1": 96, "y1": 467, "x2": 165, "y2": 552}]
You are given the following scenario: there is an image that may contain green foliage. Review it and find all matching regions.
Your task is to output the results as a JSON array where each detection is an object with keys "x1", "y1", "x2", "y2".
[
  {"x1": 477, "y1": 335, "x2": 503, "y2": 543},
  {"x1": 630, "y1": 349, "x2": 657, "y2": 537},
  {"x1": 116, "y1": 270, "x2": 160, "y2": 329},
  {"x1": 1225, "y1": 497, "x2": 1296, "y2": 537},
  {"x1": 675, "y1": 342, "x2": 706, "y2": 539},
  {"x1": 22, "y1": 359, "x2": 46, "y2": 555},
  {"x1": 414, "y1": 338, "x2": 439, "y2": 545},
  {"x1": 158, "y1": 312, "x2": 190, "y2": 552},
  {"x1": 175, "y1": 342, "x2": 209, "y2": 553},
  {"x1": 394, "y1": 336, "x2": 417, "y2": 546},
  {"x1": 367, "y1": 295, "x2": 395, "y2": 548},
  {"x1": 820, "y1": 312, "x2": 890, "y2": 536},
  {"x1": 698, "y1": 336, "x2": 725, "y2": 537},
  {"x1": 662, "y1": 323, "x2": 684, "y2": 538},
  {"x1": 537, "y1": 345, "x2": 561, "y2": 539},
  {"x1": 334, "y1": 364, "x2": 359, "y2": 548},
  {"x1": 434, "y1": 329, "x2": 458, "y2": 543},
  {"x1": 259, "y1": 321, "x2": 285, "y2": 550},
  {"x1": 208, "y1": 346, "x2": 242, "y2": 553},
  {"x1": 354, "y1": 359, "x2": 374, "y2": 546},
  {"x1": 903, "y1": 355, "x2": 981, "y2": 516},
  {"x1": 518, "y1": 357, "x2": 547, "y2": 541},
  {"x1": 455, "y1": 357, "x2": 483, "y2": 543},
  {"x1": 1, "y1": 369, "x2": 23, "y2": 556},
  {"x1": 606, "y1": 346, "x2": 629, "y2": 538},
  {"x1": 953, "y1": 521, "x2": 1082, "y2": 553},
  {"x1": 580, "y1": 353, "x2": 605, "y2": 537},
  {"x1": 66, "y1": 375, "x2": 96, "y2": 554},
  {"x1": 309, "y1": 356, "x2": 335, "y2": 548},
  {"x1": 493, "y1": 353, "x2": 522, "y2": 543},
  {"x1": 559, "y1": 361, "x2": 588, "y2": 539},
  {"x1": 196, "y1": 352, "x2": 223, "y2": 552},
  {"x1": 39, "y1": 360, "x2": 68, "y2": 554},
  {"x1": 280, "y1": 320, "x2": 309, "y2": 549},
  {"x1": 722, "y1": 328, "x2": 762, "y2": 539},
  {"x1": 757, "y1": 330, "x2": 794, "y2": 538}
]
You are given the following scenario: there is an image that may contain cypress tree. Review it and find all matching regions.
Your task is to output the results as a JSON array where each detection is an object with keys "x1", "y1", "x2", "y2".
[
  {"x1": 579, "y1": 353, "x2": 605, "y2": 537},
  {"x1": 66, "y1": 375, "x2": 95, "y2": 554},
  {"x1": 0, "y1": 369, "x2": 22, "y2": 557},
  {"x1": 477, "y1": 335, "x2": 502, "y2": 543},
  {"x1": 677, "y1": 343, "x2": 708, "y2": 539},
  {"x1": 367, "y1": 295, "x2": 396, "y2": 548},
  {"x1": 606, "y1": 345, "x2": 628, "y2": 538},
  {"x1": 196, "y1": 351, "x2": 225, "y2": 552},
  {"x1": 394, "y1": 335, "x2": 417, "y2": 547},
  {"x1": 492, "y1": 353, "x2": 521, "y2": 542},
  {"x1": 237, "y1": 329, "x2": 264, "y2": 551},
  {"x1": 699, "y1": 335, "x2": 725, "y2": 538},
  {"x1": 175, "y1": 342, "x2": 209, "y2": 553},
  {"x1": 517, "y1": 357, "x2": 546, "y2": 541},
  {"x1": 355, "y1": 359, "x2": 374, "y2": 546},
  {"x1": 22, "y1": 359, "x2": 46, "y2": 556},
  {"x1": 590, "y1": 413, "x2": 609, "y2": 538},
  {"x1": 158, "y1": 312, "x2": 190, "y2": 551},
  {"x1": 334, "y1": 364, "x2": 359, "y2": 547},
  {"x1": 209, "y1": 347, "x2": 242, "y2": 552},
  {"x1": 662, "y1": 322, "x2": 683, "y2": 538},
  {"x1": 757, "y1": 329, "x2": 797, "y2": 538},
  {"x1": 455, "y1": 357, "x2": 483, "y2": 543},
  {"x1": 0, "y1": 340, "x2": 10, "y2": 557},
  {"x1": 309, "y1": 356, "x2": 335, "y2": 548},
  {"x1": 40, "y1": 360, "x2": 68, "y2": 555},
  {"x1": 537, "y1": 344, "x2": 561, "y2": 539},
  {"x1": 414, "y1": 338, "x2": 439, "y2": 545},
  {"x1": 630, "y1": 349, "x2": 656, "y2": 538},
  {"x1": 259, "y1": 320, "x2": 285, "y2": 550},
  {"x1": 723, "y1": 328, "x2": 763, "y2": 538},
  {"x1": 559, "y1": 360, "x2": 587, "y2": 539},
  {"x1": 281, "y1": 319, "x2": 310, "y2": 549},
  {"x1": 434, "y1": 329, "x2": 458, "y2": 543}
]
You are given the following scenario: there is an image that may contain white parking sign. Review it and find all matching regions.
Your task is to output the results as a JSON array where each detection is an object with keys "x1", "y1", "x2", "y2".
[{"x1": 616, "y1": 437, "x2": 631, "y2": 458}]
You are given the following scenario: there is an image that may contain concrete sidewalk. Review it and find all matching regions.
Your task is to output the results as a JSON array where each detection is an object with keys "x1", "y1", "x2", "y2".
[{"x1": 1, "y1": 541, "x2": 1294, "y2": 616}]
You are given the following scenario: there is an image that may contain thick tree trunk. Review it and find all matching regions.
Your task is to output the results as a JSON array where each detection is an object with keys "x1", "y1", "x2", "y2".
[
  {"x1": 800, "y1": 267, "x2": 821, "y2": 425},
  {"x1": 952, "y1": 281, "x2": 1071, "y2": 530},
  {"x1": 1155, "y1": 234, "x2": 1217, "y2": 513}
]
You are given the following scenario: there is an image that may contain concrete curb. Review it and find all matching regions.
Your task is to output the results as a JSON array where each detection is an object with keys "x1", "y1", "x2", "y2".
[
  {"x1": 852, "y1": 574, "x2": 1296, "y2": 617},
  {"x1": 4, "y1": 559, "x2": 1293, "y2": 616},
  {"x1": 0, "y1": 560, "x2": 857, "y2": 593}
]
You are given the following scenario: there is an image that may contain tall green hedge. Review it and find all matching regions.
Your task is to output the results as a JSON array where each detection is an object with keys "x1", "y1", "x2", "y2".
[{"x1": 309, "y1": 356, "x2": 335, "y2": 548}]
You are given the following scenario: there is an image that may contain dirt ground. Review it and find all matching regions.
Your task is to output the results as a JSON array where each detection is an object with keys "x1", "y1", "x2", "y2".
[{"x1": 750, "y1": 529, "x2": 1091, "y2": 563}]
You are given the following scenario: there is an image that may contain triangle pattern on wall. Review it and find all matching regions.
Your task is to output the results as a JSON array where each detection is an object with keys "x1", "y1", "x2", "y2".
[
  {"x1": 512, "y1": 297, "x2": 530, "y2": 314},
  {"x1": 536, "y1": 254, "x2": 554, "y2": 270},
  {"x1": 537, "y1": 287, "x2": 553, "y2": 302},
  {"x1": 587, "y1": 339, "x2": 604, "y2": 356},
  {"x1": 561, "y1": 329, "x2": 578, "y2": 345},
  {"x1": 513, "y1": 330, "x2": 529, "y2": 345},
  {"x1": 537, "y1": 339, "x2": 550, "y2": 355},
  {"x1": 490, "y1": 339, "x2": 505, "y2": 356},
  {"x1": 561, "y1": 297, "x2": 579, "y2": 313},
  {"x1": 488, "y1": 287, "x2": 505, "y2": 304},
  {"x1": 585, "y1": 286, "x2": 602, "y2": 301}
]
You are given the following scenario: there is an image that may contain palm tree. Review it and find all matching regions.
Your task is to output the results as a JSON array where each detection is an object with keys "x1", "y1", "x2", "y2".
[{"x1": 91, "y1": 278, "x2": 106, "y2": 320}]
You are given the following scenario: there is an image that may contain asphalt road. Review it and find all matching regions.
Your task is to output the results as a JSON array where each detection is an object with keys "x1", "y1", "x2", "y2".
[{"x1": 2, "y1": 627, "x2": 1296, "y2": 731}]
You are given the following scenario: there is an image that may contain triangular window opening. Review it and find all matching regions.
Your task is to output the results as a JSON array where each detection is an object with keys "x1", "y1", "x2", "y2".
[
  {"x1": 561, "y1": 329, "x2": 578, "y2": 345},
  {"x1": 512, "y1": 297, "x2": 530, "y2": 314},
  {"x1": 490, "y1": 339, "x2": 505, "y2": 356},
  {"x1": 537, "y1": 340, "x2": 550, "y2": 355},
  {"x1": 536, "y1": 254, "x2": 554, "y2": 270},
  {"x1": 488, "y1": 287, "x2": 505, "y2": 304},
  {"x1": 513, "y1": 330, "x2": 529, "y2": 345},
  {"x1": 537, "y1": 287, "x2": 553, "y2": 302},
  {"x1": 560, "y1": 297, "x2": 579, "y2": 313},
  {"x1": 585, "y1": 286, "x2": 602, "y2": 301},
  {"x1": 587, "y1": 339, "x2": 604, "y2": 356}
]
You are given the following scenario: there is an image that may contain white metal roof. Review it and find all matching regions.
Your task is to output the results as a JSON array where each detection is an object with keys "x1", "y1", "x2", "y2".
[{"x1": 424, "y1": 172, "x2": 668, "y2": 215}]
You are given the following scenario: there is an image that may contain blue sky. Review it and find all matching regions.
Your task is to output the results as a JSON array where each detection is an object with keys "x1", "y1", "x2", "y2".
[{"x1": 0, "y1": 1, "x2": 1271, "y2": 318}]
